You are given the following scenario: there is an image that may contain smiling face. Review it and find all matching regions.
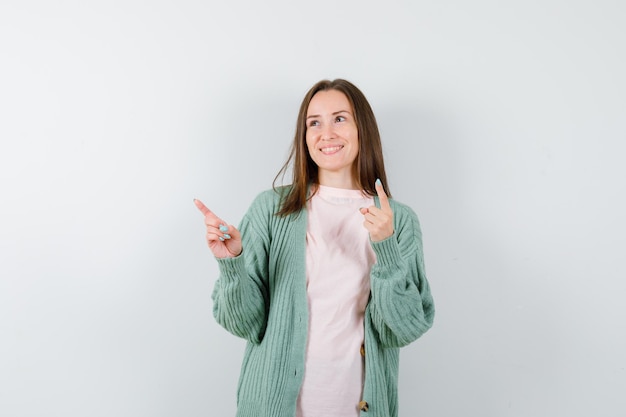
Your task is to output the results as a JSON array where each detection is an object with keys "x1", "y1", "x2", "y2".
[{"x1": 305, "y1": 89, "x2": 359, "y2": 188}]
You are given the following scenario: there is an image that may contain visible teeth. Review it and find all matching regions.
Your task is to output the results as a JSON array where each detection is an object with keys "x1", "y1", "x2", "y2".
[{"x1": 321, "y1": 146, "x2": 343, "y2": 153}]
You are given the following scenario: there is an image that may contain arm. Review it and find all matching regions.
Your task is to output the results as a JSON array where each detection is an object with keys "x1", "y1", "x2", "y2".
[
  {"x1": 212, "y1": 224, "x2": 270, "y2": 343},
  {"x1": 195, "y1": 194, "x2": 271, "y2": 343},
  {"x1": 367, "y1": 203, "x2": 435, "y2": 348}
]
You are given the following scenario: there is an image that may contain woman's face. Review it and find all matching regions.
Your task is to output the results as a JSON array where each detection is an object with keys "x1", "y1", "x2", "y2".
[{"x1": 305, "y1": 89, "x2": 359, "y2": 186}]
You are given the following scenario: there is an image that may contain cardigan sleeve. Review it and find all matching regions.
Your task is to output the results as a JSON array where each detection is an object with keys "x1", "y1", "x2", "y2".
[
  {"x1": 211, "y1": 193, "x2": 272, "y2": 344},
  {"x1": 367, "y1": 203, "x2": 435, "y2": 348}
]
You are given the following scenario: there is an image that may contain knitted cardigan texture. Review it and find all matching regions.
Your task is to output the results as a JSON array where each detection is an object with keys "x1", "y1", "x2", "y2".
[{"x1": 213, "y1": 187, "x2": 435, "y2": 417}]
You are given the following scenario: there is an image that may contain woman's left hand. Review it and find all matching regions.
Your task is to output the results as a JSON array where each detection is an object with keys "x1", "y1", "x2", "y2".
[{"x1": 360, "y1": 180, "x2": 394, "y2": 242}]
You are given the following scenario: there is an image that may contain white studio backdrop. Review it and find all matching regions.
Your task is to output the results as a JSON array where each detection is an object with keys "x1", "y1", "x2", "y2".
[{"x1": 1, "y1": 1, "x2": 625, "y2": 416}]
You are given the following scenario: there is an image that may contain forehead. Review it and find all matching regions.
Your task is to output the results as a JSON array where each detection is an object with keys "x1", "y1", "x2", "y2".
[{"x1": 307, "y1": 89, "x2": 352, "y2": 115}]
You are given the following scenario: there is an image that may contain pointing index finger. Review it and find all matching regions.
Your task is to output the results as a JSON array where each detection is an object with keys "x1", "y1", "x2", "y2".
[
  {"x1": 194, "y1": 198, "x2": 213, "y2": 216},
  {"x1": 375, "y1": 179, "x2": 391, "y2": 211}
]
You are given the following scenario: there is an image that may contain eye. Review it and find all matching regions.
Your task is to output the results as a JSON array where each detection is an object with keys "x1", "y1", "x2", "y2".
[
  {"x1": 308, "y1": 120, "x2": 320, "y2": 127},
  {"x1": 335, "y1": 115, "x2": 346, "y2": 123}
]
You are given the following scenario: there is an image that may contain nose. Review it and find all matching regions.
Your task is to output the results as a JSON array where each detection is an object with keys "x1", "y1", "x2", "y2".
[{"x1": 321, "y1": 123, "x2": 336, "y2": 141}]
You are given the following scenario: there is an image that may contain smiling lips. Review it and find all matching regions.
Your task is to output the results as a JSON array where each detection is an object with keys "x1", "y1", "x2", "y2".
[{"x1": 320, "y1": 145, "x2": 344, "y2": 155}]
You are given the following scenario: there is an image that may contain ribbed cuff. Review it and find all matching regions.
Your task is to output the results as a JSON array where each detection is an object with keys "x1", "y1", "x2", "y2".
[
  {"x1": 371, "y1": 234, "x2": 402, "y2": 267},
  {"x1": 215, "y1": 254, "x2": 246, "y2": 281}
]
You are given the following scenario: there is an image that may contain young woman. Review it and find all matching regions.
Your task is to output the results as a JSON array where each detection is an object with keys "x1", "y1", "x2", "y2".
[{"x1": 195, "y1": 79, "x2": 435, "y2": 417}]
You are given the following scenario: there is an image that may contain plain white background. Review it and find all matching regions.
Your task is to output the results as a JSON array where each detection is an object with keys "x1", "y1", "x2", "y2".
[{"x1": 1, "y1": 1, "x2": 625, "y2": 416}]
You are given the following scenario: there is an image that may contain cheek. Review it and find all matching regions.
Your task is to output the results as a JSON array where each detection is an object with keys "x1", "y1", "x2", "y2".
[
  {"x1": 306, "y1": 128, "x2": 320, "y2": 144},
  {"x1": 346, "y1": 128, "x2": 359, "y2": 144},
  {"x1": 305, "y1": 138, "x2": 318, "y2": 156},
  {"x1": 340, "y1": 124, "x2": 358, "y2": 139}
]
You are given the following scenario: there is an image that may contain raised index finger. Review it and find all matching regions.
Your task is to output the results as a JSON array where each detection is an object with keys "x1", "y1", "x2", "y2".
[
  {"x1": 375, "y1": 179, "x2": 391, "y2": 212},
  {"x1": 193, "y1": 198, "x2": 213, "y2": 216}
]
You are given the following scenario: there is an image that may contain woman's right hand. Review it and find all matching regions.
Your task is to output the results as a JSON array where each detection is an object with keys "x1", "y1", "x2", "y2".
[{"x1": 194, "y1": 199, "x2": 242, "y2": 258}]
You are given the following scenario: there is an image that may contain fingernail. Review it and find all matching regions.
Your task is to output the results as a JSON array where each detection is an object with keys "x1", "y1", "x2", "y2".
[
  {"x1": 219, "y1": 224, "x2": 229, "y2": 232},
  {"x1": 218, "y1": 236, "x2": 225, "y2": 242},
  {"x1": 223, "y1": 234, "x2": 231, "y2": 239},
  {"x1": 375, "y1": 178, "x2": 382, "y2": 186}
]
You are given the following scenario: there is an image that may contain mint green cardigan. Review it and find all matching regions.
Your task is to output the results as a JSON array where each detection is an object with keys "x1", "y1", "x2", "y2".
[{"x1": 213, "y1": 187, "x2": 435, "y2": 417}]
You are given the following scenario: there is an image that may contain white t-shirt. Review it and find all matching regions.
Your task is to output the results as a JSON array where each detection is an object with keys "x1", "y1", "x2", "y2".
[{"x1": 296, "y1": 185, "x2": 376, "y2": 417}]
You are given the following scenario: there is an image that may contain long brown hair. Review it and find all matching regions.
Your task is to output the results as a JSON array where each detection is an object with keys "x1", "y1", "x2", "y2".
[{"x1": 273, "y1": 79, "x2": 391, "y2": 217}]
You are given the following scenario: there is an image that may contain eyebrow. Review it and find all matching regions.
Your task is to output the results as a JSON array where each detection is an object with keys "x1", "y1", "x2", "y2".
[{"x1": 306, "y1": 110, "x2": 351, "y2": 120}]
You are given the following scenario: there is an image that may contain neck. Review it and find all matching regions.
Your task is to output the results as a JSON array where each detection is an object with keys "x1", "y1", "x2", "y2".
[{"x1": 317, "y1": 171, "x2": 358, "y2": 190}]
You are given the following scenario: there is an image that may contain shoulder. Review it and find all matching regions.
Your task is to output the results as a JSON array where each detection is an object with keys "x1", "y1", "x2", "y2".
[
  {"x1": 250, "y1": 186, "x2": 290, "y2": 209},
  {"x1": 387, "y1": 197, "x2": 423, "y2": 239},
  {"x1": 388, "y1": 198, "x2": 420, "y2": 223},
  {"x1": 241, "y1": 185, "x2": 304, "y2": 239},
  {"x1": 244, "y1": 185, "x2": 294, "y2": 219}
]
